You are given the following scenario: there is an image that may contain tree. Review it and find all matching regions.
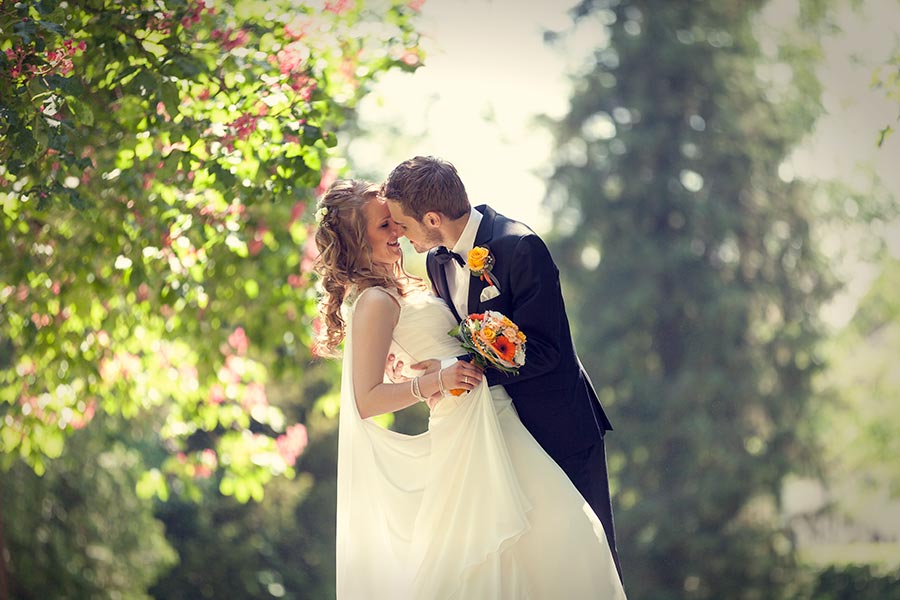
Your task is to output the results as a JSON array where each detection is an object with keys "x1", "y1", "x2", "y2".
[
  {"x1": 544, "y1": 0, "x2": 857, "y2": 597},
  {"x1": 809, "y1": 257, "x2": 900, "y2": 550},
  {"x1": 0, "y1": 0, "x2": 421, "y2": 492},
  {"x1": 1, "y1": 0, "x2": 423, "y2": 595},
  {"x1": 1, "y1": 414, "x2": 177, "y2": 600}
]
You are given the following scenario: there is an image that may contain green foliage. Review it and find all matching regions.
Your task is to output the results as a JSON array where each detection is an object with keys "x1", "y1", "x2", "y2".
[
  {"x1": 542, "y1": 0, "x2": 887, "y2": 597},
  {"x1": 1, "y1": 415, "x2": 177, "y2": 599},
  {"x1": 0, "y1": 0, "x2": 422, "y2": 498},
  {"x1": 148, "y1": 428, "x2": 340, "y2": 599},
  {"x1": 873, "y1": 47, "x2": 900, "y2": 146},
  {"x1": 804, "y1": 564, "x2": 900, "y2": 600},
  {"x1": 812, "y1": 257, "x2": 900, "y2": 531}
]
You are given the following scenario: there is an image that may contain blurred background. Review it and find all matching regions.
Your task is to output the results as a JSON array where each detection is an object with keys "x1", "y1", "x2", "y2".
[{"x1": 2, "y1": 0, "x2": 899, "y2": 598}]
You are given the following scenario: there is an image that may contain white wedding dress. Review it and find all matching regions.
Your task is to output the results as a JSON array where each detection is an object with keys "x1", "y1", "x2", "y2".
[{"x1": 335, "y1": 287, "x2": 626, "y2": 599}]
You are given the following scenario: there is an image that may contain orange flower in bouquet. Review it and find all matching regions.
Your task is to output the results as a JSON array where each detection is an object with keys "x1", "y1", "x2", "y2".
[{"x1": 447, "y1": 311, "x2": 526, "y2": 395}]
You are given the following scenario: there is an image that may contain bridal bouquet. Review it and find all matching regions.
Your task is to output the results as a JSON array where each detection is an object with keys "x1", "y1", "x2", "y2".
[{"x1": 448, "y1": 311, "x2": 526, "y2": 394}]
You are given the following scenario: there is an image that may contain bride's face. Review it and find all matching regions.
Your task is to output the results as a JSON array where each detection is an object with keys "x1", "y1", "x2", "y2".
[{"x1": 363, "y1": 197, "x2": 403, "y2": 267}]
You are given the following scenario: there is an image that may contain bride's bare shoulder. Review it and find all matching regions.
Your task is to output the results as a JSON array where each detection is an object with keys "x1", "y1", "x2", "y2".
[{"x1": 353, "y1": 286, "x2": 401, "y2": 317}]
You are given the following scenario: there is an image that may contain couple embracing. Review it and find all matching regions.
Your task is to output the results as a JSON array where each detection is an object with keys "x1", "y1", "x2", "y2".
[{"x1": 314, "y1": 156, "x2": 625, "y2": 598}]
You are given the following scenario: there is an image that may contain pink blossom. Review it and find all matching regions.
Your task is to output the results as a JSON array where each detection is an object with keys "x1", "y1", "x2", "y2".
[
  {"x1": 70, "y1": 400, "x2": 96, "y2": 430},
  {"x1": 156, "y1": 101, "x2": 171, "y2": 121},
  {"x1": 408, "y1": 0, "x2": 426, "y2": 11},
  {"x1": 230, "y1": 112, "x2": 258, "y2": 140},
  {"x1": 227, "y1": 327, "x2": 249, "y2": 356},
  {"x1": 241, "y1": 382, "x2": 268, "y2": 409},
  {"x1": 201, "y1": 448, "x2": 218, "y2": 466},
  {"x1": 215, "y1": 28, "x2": 249, "y2": 51},
  {"x1": 287, "y1": 274, "x2": 304, "y2": 288},
  {"x1": 301, "y1": 231, "x2": 320, "y2": 274},
  {"x1": 248, "y1": 225, "x2": 268, "y2": 256},
  {"x1": 100, "y1": 351, "x2": 141, "y2": 381},
  {"x1": 324, "y1": 0, "x2": 354, "y2": 14},
  {"x1": 401, "y1": 50, "x2": 420, "y2": 66},
  {"x1": 284, "y1": 17, "x2": 312, "y2": 40},
  {"x1": 30, "y1": 313, "x2": 52, "y2": 328},
  {"x1": 194, "y1": 448, "x2": 217, "y2": 478},
  {"x1": 208, "y1": 384, "x2": 226, "y2": 404},
  {"x1": 276, "y1": 423, "x2": 308, "y2": 464},
  {"x1": 181, "y1": 4, "x2": 204, "y2": 29},
  {"x1": 316, "y1": 168, "x2": 338, "y2": 196},
  {"x1": 277, "y1": 41, "x2": 309, "y2": 75},
  {"x1": 292, "y1": 77, "x2": 316, "y2": 100},
  {"x1": 289, "y1": 201, "x2": 305, "y2": 224}
]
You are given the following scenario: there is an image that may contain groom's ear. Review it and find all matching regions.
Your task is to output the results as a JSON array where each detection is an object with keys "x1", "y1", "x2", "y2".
[{"x1": 422, "y1": 211, "x2": 442, "y2": 229}]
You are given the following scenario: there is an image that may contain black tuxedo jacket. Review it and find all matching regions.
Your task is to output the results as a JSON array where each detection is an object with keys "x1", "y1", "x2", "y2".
[{"x1": 426, "y1": 205, "x2": 612, "y2": 461}]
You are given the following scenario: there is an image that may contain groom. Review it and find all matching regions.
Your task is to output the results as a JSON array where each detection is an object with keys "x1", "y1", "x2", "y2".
[{"x1": 381, "y1": 155, "x2": 622, "y2": 580}]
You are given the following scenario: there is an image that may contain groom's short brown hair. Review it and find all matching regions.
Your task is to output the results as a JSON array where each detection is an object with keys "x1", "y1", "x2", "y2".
[{"x1": 380, "y1": 156, "x2": 470, "y2": 221}]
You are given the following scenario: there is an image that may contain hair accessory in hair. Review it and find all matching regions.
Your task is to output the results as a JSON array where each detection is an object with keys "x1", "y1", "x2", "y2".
[{"x1": 315, "y1": 206, "x2": 329, "y2": 224}]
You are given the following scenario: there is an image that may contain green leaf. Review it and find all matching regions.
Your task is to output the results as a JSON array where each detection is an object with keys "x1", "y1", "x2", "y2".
[
  {"x1": 13, "y1": 19, "x2": 38, "y2": 44},
  {"x1": 65, "y1": 95, "x2": 94, "y2": 126},
  {"x1": 40, "y1": 429, "x2": 65, "y2": 459},
  {"x1": 160, "y1": 82, "x2": 180, "y2": 117}
]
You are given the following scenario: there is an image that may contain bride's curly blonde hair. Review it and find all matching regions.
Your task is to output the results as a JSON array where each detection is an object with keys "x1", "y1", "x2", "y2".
[{"x1": 313, "y1": 179, "x2": 425, "y2": 357}]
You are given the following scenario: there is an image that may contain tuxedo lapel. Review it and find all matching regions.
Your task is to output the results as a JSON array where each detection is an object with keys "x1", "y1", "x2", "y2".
[{"x1": 467, "y1": 205, "x2": 497, "y2": 315}]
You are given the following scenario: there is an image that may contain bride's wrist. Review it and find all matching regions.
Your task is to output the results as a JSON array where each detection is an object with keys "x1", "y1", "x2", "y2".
[
  {"x1": 423, "y1": 370, "x2": 443, "y2": 398},
  {"x1": 436, "y1": 368, "x2": 447, "y2": 396}
]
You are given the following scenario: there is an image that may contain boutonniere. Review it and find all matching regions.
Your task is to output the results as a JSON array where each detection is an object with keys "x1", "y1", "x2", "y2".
[{"x1": 467, "y1": 246, "x2": 496, "y2": 287}]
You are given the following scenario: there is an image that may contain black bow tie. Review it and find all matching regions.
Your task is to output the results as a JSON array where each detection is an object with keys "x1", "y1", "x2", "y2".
[{"x1": 434, "y1": 246, "x2": 465, "y2": 267}]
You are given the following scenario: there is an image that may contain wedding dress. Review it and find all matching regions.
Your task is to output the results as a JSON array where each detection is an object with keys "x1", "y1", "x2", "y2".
[{"x1": 335, "y1": 287, "x2": 626, "y2": 599}]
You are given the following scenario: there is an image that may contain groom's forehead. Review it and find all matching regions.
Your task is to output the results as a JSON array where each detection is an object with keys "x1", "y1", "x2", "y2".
[{"x1": 386, "y1": 201, "x2": 416, "y2": 222}]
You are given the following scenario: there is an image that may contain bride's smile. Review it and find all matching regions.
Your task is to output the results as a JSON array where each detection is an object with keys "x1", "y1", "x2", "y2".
[{"x1": 363, "y1": 197, "x2": 404, "y2": 265}]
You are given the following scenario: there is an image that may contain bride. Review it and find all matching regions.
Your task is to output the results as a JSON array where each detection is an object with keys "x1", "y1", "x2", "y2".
[{"x1": 314, "y1": 179, "x2": 626, "y2": 599}]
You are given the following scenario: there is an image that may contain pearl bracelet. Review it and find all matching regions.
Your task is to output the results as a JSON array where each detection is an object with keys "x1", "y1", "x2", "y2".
[
  {"x1": 436, "y1": 367, "x2": 447, "y2": 397},
  {"x1": 411, "y1": 376, "x2": 428, "y2": 402}
]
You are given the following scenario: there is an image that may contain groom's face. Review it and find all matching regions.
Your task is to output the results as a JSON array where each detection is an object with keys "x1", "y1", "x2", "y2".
[{"x1": 385, "y1": 200, "x2": 444, "y2": 253}]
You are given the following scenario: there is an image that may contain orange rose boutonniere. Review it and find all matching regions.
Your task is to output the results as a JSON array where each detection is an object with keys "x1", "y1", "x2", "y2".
[{"x1": 467, "y1": 246, "x2": 496, "y2": 287}]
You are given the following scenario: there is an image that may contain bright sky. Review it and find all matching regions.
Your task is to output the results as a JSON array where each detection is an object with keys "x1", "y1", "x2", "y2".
[{"x1": 346, "y1": 0, "x2": 900, "y2": 327}]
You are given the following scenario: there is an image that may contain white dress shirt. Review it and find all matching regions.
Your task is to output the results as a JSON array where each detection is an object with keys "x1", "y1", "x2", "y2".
[{"x1": 446, "y1": 207, "x2": 482, "y2": 319}]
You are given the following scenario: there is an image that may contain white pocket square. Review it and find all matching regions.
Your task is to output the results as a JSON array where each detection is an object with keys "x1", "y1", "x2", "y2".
[{"x1": 480, "y1": 285, "x2": 501, "y2": 302}]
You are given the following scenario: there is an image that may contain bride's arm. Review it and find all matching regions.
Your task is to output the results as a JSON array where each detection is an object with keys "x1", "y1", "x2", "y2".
[{"x1": 351, "y1": 288, "x2": 481, "y2": 419}]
